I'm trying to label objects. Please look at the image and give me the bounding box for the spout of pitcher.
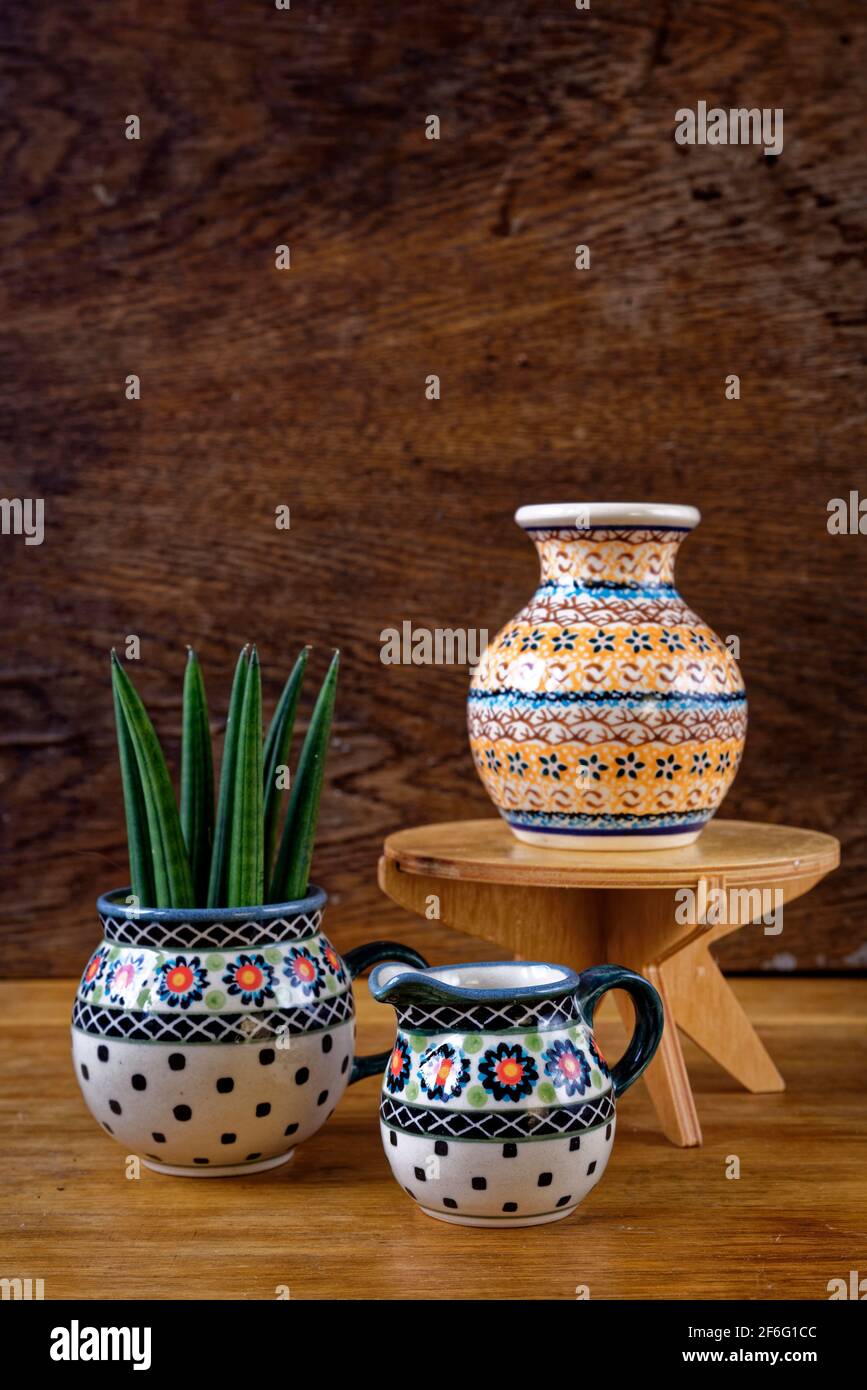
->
[368,960,428,1007]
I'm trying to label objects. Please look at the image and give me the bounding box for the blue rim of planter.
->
[96,884,327,923]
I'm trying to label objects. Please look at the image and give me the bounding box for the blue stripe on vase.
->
[504,810,712,833]
[536,580,680,598]
[468,688,746,708]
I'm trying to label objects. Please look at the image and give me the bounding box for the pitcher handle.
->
[344,941,429,1085]
[575,964,664,1098]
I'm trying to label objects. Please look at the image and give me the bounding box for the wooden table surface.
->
[2,975,865,1301]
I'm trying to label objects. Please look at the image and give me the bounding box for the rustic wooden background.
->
[2,0,865,977]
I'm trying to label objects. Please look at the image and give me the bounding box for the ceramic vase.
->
[72,886,425,1176]
[369,959,663,1228]
[468,502,747,849]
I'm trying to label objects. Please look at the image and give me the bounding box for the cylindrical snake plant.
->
[111,644,338,910]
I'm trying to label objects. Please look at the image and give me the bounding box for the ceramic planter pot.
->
[468,502,747,849]
[72,887,425,1176]
[369,959,663,1228]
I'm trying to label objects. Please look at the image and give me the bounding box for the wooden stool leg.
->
[604,889,704,1148]
[661,941,784,1093]
[612,964,702,1147]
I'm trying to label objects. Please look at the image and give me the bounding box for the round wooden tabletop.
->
[382,819,840,889]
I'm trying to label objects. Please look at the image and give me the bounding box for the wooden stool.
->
[378,819,839,1147]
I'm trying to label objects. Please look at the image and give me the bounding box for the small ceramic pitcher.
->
[72,886,425,1176]
[369,959,663,1227]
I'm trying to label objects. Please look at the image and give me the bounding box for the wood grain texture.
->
[382,818,840,887]
[1,1,866,974]
[1,976,865,1299]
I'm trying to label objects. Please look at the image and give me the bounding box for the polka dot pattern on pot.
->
[72,1018,354,1171]
[379,1117,616,1226]
[72,891,427,1175]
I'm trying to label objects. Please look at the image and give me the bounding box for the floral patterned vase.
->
[468,502,747,849]
[72,887,425,1176]
[369,959,663,1227]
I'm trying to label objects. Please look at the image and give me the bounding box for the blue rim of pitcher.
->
[368,959,582,1007]
[96,884,327,924]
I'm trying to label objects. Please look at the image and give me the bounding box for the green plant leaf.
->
[207,645,249,908]
[227,645,263,908]
[181,647,214,907]
[111,652,195,909]
[263,646,309,883]
[270,649,339,903]
[111,659,155,906]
